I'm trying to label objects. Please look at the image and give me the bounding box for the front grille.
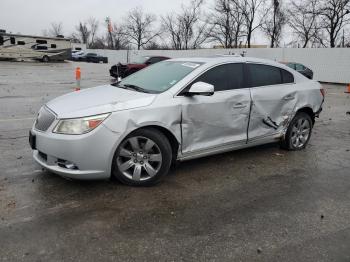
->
[35,107,56,131]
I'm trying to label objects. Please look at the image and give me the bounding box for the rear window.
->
[295,64,305,71]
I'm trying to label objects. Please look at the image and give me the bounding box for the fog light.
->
[57,159,78,170]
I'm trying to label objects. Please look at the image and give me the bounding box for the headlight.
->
[53,113,110,135]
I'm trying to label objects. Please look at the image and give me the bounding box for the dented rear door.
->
[246,63,297,140]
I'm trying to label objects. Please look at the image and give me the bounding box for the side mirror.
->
[186,82,214,96]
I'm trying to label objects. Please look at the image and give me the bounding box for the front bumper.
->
[31,123,121,180]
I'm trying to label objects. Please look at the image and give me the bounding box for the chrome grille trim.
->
[34,106,56,132]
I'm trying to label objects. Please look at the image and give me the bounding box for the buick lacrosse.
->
[30,56,324,186]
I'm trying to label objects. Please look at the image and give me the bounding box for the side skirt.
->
[178,133,282,162]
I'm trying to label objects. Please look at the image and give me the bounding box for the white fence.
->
[87,48,350,84]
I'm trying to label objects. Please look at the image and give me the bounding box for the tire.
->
[112,128,172,186]
[281,112,313,150]
[42,55,49,63]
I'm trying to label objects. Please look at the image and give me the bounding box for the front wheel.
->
[281,112,313,150]
[112,128,172,186]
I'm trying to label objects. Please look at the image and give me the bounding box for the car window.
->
[132,56,149,64]
[148,57,162,64]
[295,64,305,71]
[119,61,203,93]
[36,39,47,44]
[193,63,244,91]
[247,64,283,87]
[35,45,48,50]
[281,69,294,84]
[286,63,296,70]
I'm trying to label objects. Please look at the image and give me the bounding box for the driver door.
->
[178,63,251,154]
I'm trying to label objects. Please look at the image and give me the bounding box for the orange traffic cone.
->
[346,83,350,94]
[75,67,81,91]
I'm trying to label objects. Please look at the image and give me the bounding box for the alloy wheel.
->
[290,118,311,148]
[116,136,162,182]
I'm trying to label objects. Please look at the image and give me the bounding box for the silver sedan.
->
[30,56,324,186]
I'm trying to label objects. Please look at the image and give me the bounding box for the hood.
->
[46,85,156,118]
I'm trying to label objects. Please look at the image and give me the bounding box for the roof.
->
[169,55,283,67]
[0,32,70,41]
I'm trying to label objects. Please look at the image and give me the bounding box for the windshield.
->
[117,61,203,93]
[131,56,150,64]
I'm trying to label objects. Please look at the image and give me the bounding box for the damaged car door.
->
[179,63,251,154]
[246,63,297,140]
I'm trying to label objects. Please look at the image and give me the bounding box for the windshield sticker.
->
[181,62,200,68]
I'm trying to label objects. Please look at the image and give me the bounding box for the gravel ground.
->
[0,61,349,262]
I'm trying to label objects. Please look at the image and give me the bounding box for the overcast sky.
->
[0,0,190,35]
[0,0,272,45]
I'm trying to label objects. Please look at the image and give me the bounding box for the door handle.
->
[233,103,247,109]
[283,95,295,101]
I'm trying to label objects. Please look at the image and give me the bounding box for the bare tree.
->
[261,0,286,47]
[87,17,99,46]
[112,23,130,49]
[161,14,184,49]
[75,22,91,45]
[161,0,209,49]
[208,0,245,48]
[318,0,350,47]
[123,7,159,50]
[287,0,320,48]
[48,22,63,37]
[233,0,266,48]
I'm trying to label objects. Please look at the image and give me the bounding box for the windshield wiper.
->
[112,82,157,94]
[123,84,154,93]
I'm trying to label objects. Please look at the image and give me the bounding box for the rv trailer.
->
[0,31,71,62]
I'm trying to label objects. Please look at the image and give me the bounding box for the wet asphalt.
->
[0,61,349,262]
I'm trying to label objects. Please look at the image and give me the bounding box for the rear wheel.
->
[281,112,313,150]
[112,128,172,186]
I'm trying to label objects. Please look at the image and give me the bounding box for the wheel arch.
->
[131,125,180,162]
[110,124,180,176]
[296,107,315,125]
